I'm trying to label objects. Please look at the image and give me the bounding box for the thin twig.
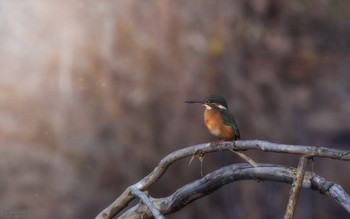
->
[188,153,205,176]
[230,149,257,167]
[283,155,309,219]
[130,186,165,219]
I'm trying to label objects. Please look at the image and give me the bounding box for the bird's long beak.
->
[184,100,204,104]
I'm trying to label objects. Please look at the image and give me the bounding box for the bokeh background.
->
[0,0,350,218]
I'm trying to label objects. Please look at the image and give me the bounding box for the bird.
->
[185,95,240,141]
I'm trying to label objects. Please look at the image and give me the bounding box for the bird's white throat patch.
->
[204,104,212,109]
[204,104,227,110]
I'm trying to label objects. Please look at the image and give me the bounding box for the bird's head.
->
[185,95,228,110]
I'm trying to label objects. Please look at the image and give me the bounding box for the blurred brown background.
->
[0,0,350,218]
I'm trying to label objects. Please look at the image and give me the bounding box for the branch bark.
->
[95,140,350,219]
[118,163,350,219]
[129,186,165,219]
[283,155,309,219]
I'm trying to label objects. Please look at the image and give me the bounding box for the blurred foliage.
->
[0,0,349,218]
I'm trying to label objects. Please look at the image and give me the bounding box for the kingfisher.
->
[185,95,240,141]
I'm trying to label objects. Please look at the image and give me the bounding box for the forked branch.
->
[119,164,350,219]
[129,186,165,219]
[96,140,350,219]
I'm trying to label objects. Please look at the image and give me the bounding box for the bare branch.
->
[234,140,350,160]
[96,141,350,219]
[284,156,309,219]
[130,186,165,219]
[118,163,350,219]
[329,184,350,212]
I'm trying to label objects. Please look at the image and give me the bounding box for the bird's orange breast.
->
[204,109,235,140]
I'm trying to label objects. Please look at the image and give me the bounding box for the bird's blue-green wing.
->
[221,110,240,139]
